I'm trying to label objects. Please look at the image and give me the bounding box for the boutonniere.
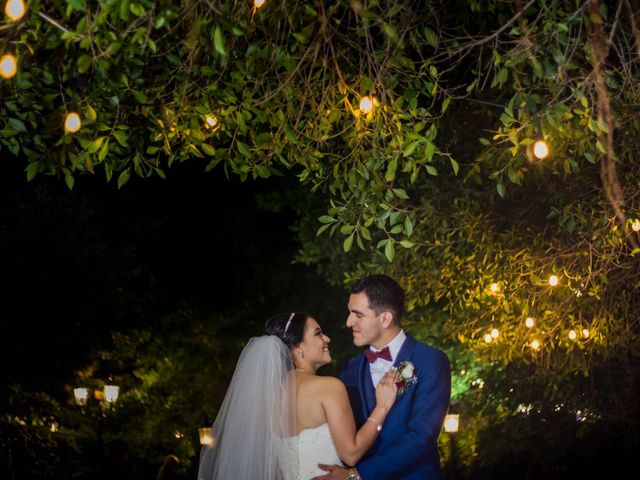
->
[394,360,417,395]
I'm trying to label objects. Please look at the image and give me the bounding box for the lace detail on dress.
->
[278,423,342,480]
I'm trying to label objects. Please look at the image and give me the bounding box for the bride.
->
[197,312,398,480]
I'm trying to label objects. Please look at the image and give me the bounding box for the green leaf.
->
[214,26,227,56]
[403,141,420,158]
[201,144,215,156]
[8,118,27,133]
[343,233,354,253]
[77,54,92,73]
[87,137,104,154]
[316,223,331,236]
[118,168,131,189]
[25,162,39,181]
[424,27,438,47]
[404,216,414,236]
[318,215,335,224]
[385,240,395,262]
[98,140,109,161]
[425,165,438,176]
[399,240,415,248]
[237,141,252,157]
[385,158,398,182]
[450,158,459,175]
[86,105,97,122]
[65,172,75,189]
[497,180,506,198]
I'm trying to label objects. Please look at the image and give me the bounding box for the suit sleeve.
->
[355,350,451,480]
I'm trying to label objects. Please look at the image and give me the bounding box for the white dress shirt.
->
[369,329,406,386]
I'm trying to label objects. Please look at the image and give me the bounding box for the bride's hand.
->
[375,368,398,411]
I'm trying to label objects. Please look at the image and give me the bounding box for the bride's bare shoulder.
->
[304,375,346,394]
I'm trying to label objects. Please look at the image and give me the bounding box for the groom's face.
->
[347,292,384,349]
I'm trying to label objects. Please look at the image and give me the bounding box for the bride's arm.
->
[321,370,397,466]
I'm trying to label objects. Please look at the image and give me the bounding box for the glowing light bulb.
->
[531,339,540,349]
[490,283,499,293]
[491,328,499,338]
[631,219,640,232]
[5,0,26,21]
[533,139,549,159]
[582,328,589,338]
[568,330,577,340]
[525,317,535,328]
[549,275,559,286]
[205,115,218,128]
[254,0,266,8]
[64,112,82,133]
[359,96,374,114]
[484,334,492,343]
[0,54,17,79]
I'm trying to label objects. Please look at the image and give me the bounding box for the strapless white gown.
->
[279,423,342,480]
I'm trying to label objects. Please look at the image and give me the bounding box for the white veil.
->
[197,335,297,480]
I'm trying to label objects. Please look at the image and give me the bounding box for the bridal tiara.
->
[284,313,295,334]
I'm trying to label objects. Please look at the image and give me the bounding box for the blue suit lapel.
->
[393,334,417,367]
[357,353,376,415]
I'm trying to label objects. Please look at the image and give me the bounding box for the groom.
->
[313,275,451,480]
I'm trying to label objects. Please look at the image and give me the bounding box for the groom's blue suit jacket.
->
[340,335,451,480]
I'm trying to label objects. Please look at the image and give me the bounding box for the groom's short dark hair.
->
[351,275,405,324]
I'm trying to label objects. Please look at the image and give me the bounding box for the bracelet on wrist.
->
[367,416,382,432]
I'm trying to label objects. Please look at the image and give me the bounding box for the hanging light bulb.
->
[568,330,577,340]
[483,333,492,343]
[530,339,540,350]
[489,283,499,294]
[359,96,374,114]
[631,219,640,232]
[582,328,589,338]
[205,115,218,128]
[491,328,499,338]
[254,0,266,8]
[533,139,550,159]
[549,275,559,286]
[4,0,26,22]
[525,317,535,328]
[0,54,17,79]
[65,112,82,133]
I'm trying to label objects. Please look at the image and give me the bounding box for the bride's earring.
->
[298,349,304,359]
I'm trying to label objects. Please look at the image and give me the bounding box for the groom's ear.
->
[381,311,393,328]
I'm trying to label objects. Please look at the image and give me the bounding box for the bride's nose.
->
[324,335,331,344]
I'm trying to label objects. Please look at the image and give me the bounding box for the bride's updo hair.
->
[265,312,309,347]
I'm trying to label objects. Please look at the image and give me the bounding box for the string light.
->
[0,54,17,79]
[631,219,640,232]
[4,0,26,22]
[254,0,266,8]
[359,96,375,114]
[489,282,499,293]
[205,115,218,128]
[491,328,499,338]
[568,330,577,340]
[549,275,559,286]
[582,328,589,338]
[525,317,535,328]
[530,339,540,349]
[484,333,492,343]
[64,112,82,133]
[533,139,550,159]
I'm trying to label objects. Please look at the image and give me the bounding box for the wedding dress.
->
[279,423,343,480]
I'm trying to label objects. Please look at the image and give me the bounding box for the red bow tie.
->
[364,346,392,363]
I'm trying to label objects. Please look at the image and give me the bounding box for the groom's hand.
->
[310,464,349,480]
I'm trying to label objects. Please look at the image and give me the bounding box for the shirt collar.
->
[370,329,406,361]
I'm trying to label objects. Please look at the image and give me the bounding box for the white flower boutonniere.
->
[394,360,417,395]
